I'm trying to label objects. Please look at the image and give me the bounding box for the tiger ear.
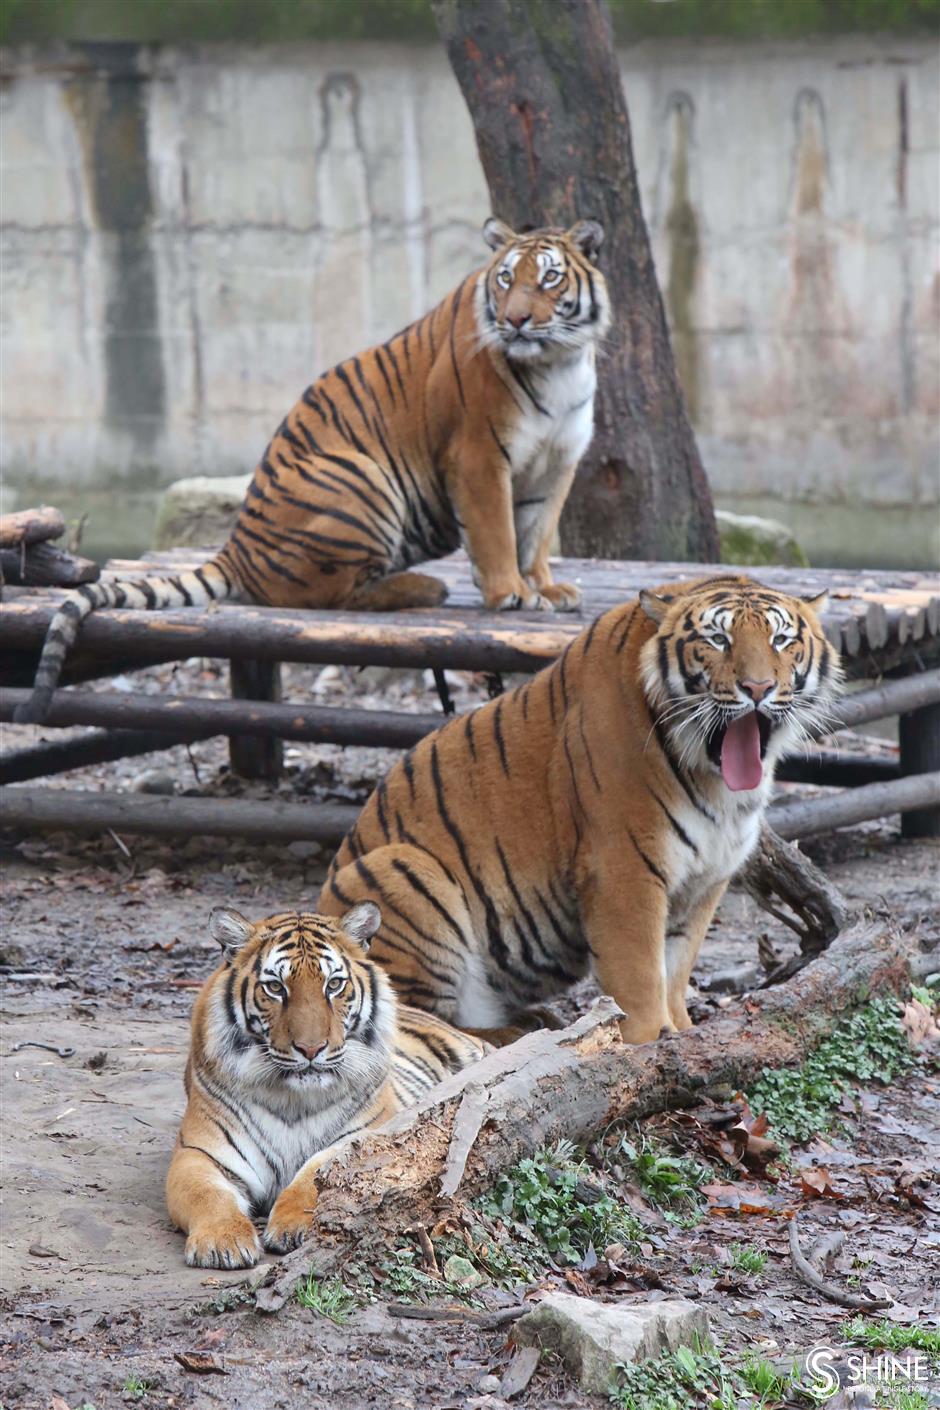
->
[483,217,516,251]
[639,589,672,624]
[340,902,382,952]
[800,590,828,615]
[209,907,254,961]
[567,219,604,262]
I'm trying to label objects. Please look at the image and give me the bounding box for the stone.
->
[131,768,177,796]
[476,1374,501,1394]
[442,1253,487,1289]
[512,1292,709,1396]
[716,510,810,569]
[153,476,251,551]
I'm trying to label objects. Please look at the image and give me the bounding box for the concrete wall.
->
[1,36,938,562]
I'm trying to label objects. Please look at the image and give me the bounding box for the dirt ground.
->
[1,663,938,1409]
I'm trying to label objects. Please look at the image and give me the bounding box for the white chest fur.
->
[663,782,769,929]
[505,351,597,493]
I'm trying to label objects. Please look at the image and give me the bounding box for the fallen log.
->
[770,771,940,840]
[254,917,930,1312]
[0,542,100,587]
[0,506,65,549]
[0,688,443,751]
[0,728,214,786]
[2,776,935,848]
[0,785,359,845]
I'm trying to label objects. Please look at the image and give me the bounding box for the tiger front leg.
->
[263,1135,361,1253]
[448,452,554,612]
[582,873,673,1044]
[517,463,583,612]
[165,1143,261,1269]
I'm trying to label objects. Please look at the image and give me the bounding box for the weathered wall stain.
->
[663,92,700,427]
[64,43,165,450]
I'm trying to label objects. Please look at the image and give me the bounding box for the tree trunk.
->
[432,0,718,562]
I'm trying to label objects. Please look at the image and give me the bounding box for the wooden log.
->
[253,917,927,1312]
[776,752,899,787]
[0,729,210,786]
[0,786,359,844]
[229,659,283,783]
[829,668,940,730]
[0,688,442,750]
[0,506,65,549]
[899,700,940,839]
[0,542,100,587]
[769,771,940,840]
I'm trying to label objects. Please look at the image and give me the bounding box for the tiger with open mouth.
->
[318,575,841,1045]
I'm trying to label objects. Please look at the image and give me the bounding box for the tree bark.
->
[431,0,718,562]
[0,506,65,549]
[254,917,929,1312]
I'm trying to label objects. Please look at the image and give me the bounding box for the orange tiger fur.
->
[318,576,841,1044]
[18,217,609,723]
[165,903,484,1268]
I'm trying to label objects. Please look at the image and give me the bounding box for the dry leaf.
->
[174,1349,229,1375]
[799,1166,844,1200]
[902,997,940,1048]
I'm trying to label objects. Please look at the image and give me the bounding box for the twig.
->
[788,1217,891,1311]
[414,1224,440,1277]
[806,1229,845,1270]
[386,1302,528,1328]
[108,828,131,860]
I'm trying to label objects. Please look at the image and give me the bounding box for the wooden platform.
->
[1,549,938,839]
[2,548,939,685]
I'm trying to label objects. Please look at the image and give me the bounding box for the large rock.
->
[512,1291,708,1396]
[716,509,809,568]
[153,475,251,550]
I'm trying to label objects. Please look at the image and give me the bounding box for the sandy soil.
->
[1,664,938,1409]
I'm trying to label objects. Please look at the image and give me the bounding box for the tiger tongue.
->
[720,712,763,791]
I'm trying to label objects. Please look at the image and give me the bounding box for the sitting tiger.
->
[17,216,610,723]
[165,903,484,1268]
[318,576,841,1045]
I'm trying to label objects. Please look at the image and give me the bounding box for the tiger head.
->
[478,217,611,362]
[206,902,392,1091]
[638,577,841,793]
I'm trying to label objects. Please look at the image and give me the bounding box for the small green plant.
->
[876,1390,930,1410]
[481,1140,643,1266]
[122,1378,151,1402]
[729,1243,767,1275]
[841,1317,940,1359]
[612,1133,709,1224]
[609,1337,792,1409]
[295,1274,358,1323]
[748,996,915,1142]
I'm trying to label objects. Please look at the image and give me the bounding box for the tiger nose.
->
[294,1040,327,1062]
[740,678,775,702]
[507,312,530,329]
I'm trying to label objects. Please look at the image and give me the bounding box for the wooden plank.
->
[0,729,209,786]
[899,700,940,839]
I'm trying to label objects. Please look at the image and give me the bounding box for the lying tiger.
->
[18,217,610,723]
[165,903,484,1268]
[319,576,841,1045]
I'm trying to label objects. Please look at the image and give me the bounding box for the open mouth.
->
[706,711,774,792]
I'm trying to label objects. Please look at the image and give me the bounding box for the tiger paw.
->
[184,1215,260,1270]
[262,1187,317,1254]
[534,580,582,612]
[487,583,553,612]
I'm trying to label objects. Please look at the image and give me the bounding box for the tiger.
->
[16,216,610,723]
[165,902,485,1269]
[317,576,841,1046]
